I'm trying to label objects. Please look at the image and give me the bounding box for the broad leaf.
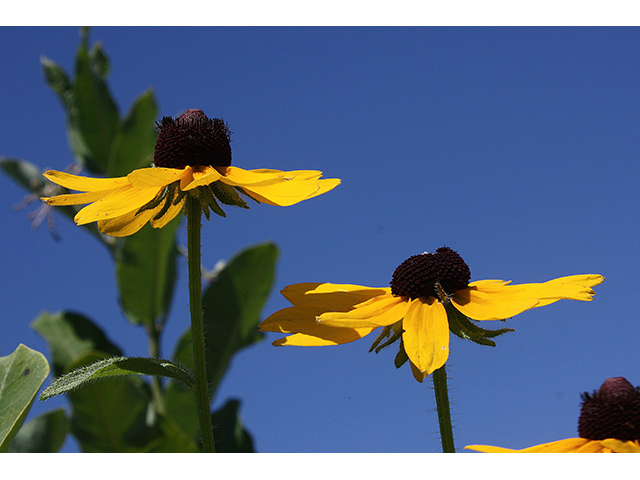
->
[0,157,46,192]
[9,408,69,453]
[40,356,195,401]
[108,89,158,177]
[210,399,255,452]
[115,214,181,327]
[0,344,50,452]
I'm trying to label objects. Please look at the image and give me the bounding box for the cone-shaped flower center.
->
[153,108,232,169]
[578,377,640,441]
[390,247,471,299]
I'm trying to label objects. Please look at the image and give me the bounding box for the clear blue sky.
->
[1,26,638,453]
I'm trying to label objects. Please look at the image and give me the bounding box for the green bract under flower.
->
[41,109,340,236]
[259,247,604,382]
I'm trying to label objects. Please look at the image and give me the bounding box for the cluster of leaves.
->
[0,28,277,452]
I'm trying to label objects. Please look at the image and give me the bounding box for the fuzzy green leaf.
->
[0,344,50,453]
[210,399,255,452]
[446,303,514,347]
[40,356,195,401]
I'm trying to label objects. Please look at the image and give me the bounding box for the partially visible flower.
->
[41,109,340,236]
[466,377,640,453]
[259,246,604,382]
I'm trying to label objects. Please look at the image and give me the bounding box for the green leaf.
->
[40,356,195,401]
[115,214,181,327]
[163,242,278,438]
[0,344,50,453]
[70,31,120,175]
[9,408,69,453]
[108,89,158,177]
[31,311,122,377]
[210,399,255,452]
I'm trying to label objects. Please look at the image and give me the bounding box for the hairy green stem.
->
[432,365,455,453]
[187,196,215,453]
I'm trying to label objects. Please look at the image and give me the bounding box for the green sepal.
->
[209,181,249,208]
[40,356,195,401]
[369,324,403,354]
[394,340,409,369]
[197,185,226,219]
[445,302,514,347]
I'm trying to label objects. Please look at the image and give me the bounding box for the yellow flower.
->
[41,109,340,237]
[259,247,604,382]
[466,377,640,453]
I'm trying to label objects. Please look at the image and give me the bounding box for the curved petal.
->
[465,438,592,453]
[238,177,339,206]
[43,170,128,192]
[73,184,161,225]
[451,282,540,320]
[97,209,155,237]
[402,297,449,377]
[600,439,640,453]
[260,305,377,346]
[218,166,303,186]
[42,190,111,206]
[180,166,223,191]
[282,283,389,310]
[453,274,604,321]
[149,198,185,229]
[317,293,409,328]
[127,167,187,188]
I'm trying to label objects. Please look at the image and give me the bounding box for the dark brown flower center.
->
[153,109,231,169]
[578,377,640,441]
[390,247,471,300]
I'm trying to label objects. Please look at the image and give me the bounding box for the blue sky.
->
[1,26,639,453]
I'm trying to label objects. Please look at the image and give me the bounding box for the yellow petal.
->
[402,297,449,377]
[42,190,110,206]
[180,166,223,191]
[97,209,155,237]
[451,282,540,320]
[260,305,376,346]
[465,438,592,453]
[149,198,185,229]
[43,170,129,192]
[317,293,409,328]
[282,283,389,310]
[218,166,302,186]
[127,167,187,188]
[599,439,640,453]
[73,184,160,225]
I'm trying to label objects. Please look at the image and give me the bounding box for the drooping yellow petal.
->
[73,184,161,225]
[402,297,449,377]
[97,209,156,237]
[149,198,185,229]
[180,166,223,191]
[452,274,604,321]
[42,190,112,206]
[127,167,187,188]
[281,283,389,310]
[43,170,129,192]
[317,293,409,328]
[465,438,594,453]
[451,281,543,321]
[218,166,303,186]
[260,305,377,346]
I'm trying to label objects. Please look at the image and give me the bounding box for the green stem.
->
[186,195,216,453]
[432,365,455,453]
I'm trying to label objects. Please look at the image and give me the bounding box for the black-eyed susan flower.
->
[259,247,604,382]
[466,377,640,453]
[41,109,340,236]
